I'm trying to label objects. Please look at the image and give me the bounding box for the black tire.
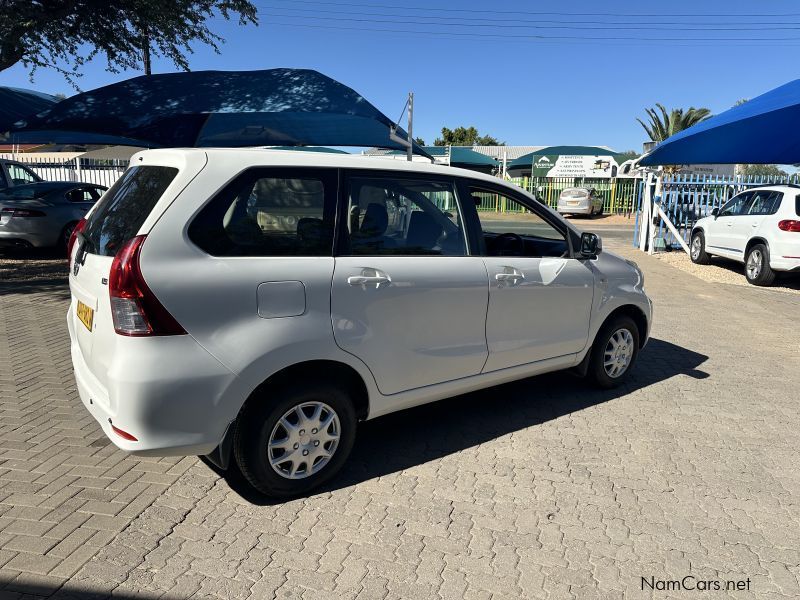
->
[690,231,711,265]
[744,243,776,286]
[587,315,640,389]
[233,378,357,497]
[61,221,78,252]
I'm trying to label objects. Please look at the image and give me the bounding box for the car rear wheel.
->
[587,316,640,389]
[744,243,776,286]
[233,378,357,497]
[690,231,711,264]
[61,221,79,252]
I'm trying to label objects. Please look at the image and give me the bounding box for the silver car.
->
[557,187,604,216]
[0,181,106,250]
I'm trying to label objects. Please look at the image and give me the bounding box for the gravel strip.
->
[654,249,800,295]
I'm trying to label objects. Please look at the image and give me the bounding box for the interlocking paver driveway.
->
[1,238,799,599]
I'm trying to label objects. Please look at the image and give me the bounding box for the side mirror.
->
[580,232,602,258]
[711,207,719,218]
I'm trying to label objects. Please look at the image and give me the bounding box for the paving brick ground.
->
[1,238,799,599]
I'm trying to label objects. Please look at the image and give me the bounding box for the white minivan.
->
[68,149,652,497]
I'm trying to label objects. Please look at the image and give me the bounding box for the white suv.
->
[690,185,800,285]
[68,149,652,497]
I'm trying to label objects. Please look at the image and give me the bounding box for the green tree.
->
[636,104,712,142]
[433,126,503,146]
[738,164,788,178]
[414,136,426,146]
[0,1,258,82]
[616,150,639,162]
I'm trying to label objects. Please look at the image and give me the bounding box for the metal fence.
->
[0,154,127,188]
[509,176,642,214]
[632,173,799,249]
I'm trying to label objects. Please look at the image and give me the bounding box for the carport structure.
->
[638,79,800,254]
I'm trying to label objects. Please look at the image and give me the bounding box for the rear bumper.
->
[557,203,592,215]
[0,230,52,248]
[68,308,241,457]
[769,253,800,272]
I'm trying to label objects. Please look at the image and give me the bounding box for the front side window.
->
[343,176,466,256]
[189,169,334,257]
[719,192,751,216]
[746,190,782,215]
[7,163,39,185]
[472,186,569,258]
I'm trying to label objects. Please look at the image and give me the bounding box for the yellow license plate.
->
[568,200,581,205]
[76,300,94,332]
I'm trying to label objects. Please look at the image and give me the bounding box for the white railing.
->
[0,154,127,188]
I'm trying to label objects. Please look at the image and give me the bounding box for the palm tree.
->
[637,104,712,142]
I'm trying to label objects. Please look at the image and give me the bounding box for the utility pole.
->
[406,92,414,162]
[142,26,151,75]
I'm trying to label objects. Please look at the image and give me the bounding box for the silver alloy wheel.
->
[268,401,341,480]
[746,249,763,280]
[603,328,635,378]
[691,236,702,260]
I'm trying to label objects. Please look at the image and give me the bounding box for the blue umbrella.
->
[10,68,429,157]
[640,79,800,166]
[0,87,58,134]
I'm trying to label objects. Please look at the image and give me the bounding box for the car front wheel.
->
[587,316,640,389]
[745,243,776,286]
[233,379,357,497]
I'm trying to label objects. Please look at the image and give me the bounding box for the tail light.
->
[778,220,800,232]
[1,207,46,217]
[67,217,87,262]
[108,235,186,336]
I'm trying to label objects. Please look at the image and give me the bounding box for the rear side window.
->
[796,194,800,216]
[189,168,335,257]
[83,166,177,256]
[746,191,782,215]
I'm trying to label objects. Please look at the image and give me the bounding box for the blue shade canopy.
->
[640,79,800,166]
[10,69,429,157]
[0,87,58,133]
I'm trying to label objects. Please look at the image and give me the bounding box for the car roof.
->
[1,181,100,192]
[133,147,504,185]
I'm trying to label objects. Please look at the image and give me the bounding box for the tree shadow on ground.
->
[209,337,709,505]
[0,248,69,299]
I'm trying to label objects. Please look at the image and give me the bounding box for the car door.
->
[730,190,782,255]
[330,171,489,396]
[468,182,595,372]
[705,191,751,258]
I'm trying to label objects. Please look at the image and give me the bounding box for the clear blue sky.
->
[3,0,800,152]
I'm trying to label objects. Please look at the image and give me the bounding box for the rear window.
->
[83,166,177,256]
[561,188,588,198]
[188,168,335,257]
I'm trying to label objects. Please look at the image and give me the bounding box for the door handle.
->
[347,268,391,287]
[495,267,525,284]
[348,275,390,286]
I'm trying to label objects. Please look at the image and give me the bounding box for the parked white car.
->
[68,149,652,497]
[690,185,800,285]
[557,187,604,216]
